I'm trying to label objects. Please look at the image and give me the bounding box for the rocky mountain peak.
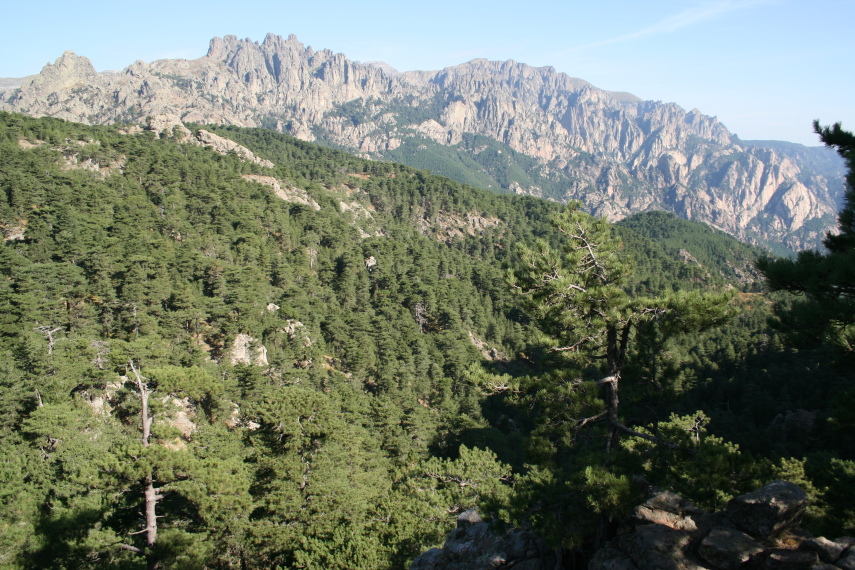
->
[363,61,399,77]
[33,51,98,91]
[0,33,844,251]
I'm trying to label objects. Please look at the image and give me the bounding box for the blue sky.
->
[1,0,852,145]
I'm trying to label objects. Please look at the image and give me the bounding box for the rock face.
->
[144,112,275,168]
[590,481,855,570]
[414,483,855,569]
[1,34,844,251]
[229,333,268,366]
[724,480,808,539]
[409,510,557,569]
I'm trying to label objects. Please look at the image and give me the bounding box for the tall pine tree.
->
[758,121,855,352]
[507,202,732,452]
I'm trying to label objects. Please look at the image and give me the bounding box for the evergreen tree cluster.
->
[0,112,852,568]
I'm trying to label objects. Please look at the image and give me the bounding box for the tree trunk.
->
[604,326,621,454]
[144,474,158,570]
[130,361,160,570]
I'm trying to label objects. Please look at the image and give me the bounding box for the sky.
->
[1,0,852,146]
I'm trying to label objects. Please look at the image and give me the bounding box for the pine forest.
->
[0,111,853,569]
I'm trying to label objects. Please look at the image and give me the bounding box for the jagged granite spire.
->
[0,34,843,251]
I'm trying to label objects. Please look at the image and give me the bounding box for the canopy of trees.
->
[0,112,852,568]
[758,121,855,352]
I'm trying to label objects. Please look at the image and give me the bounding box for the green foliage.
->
[1,111,853,567]
[506,203,732,440]
[758,121,855,353]
[616,210,766,292]
[501,204,738,549]
[623,412,767,510]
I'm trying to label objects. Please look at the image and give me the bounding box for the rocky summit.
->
[0,33,844,251]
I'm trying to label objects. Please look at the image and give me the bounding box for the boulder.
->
[725,480,808,538]
[798,536,849,564]
[616,524,702,570]
[754,547,818,569]
[411,482,855,570]
[697,527,764,569]
[634,490,707,535]
[409,510,556,569]
[587,546,639,569]
[589,483,814,570]
[837,550,855,570]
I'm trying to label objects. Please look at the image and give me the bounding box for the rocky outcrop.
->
[1,34,844,251]
[229,333,268,366]
[418,211,503,242]
[195,129,274,168]
[410,510,557,569]
[242,174,320,209]
[591,481,855,570]
[413,483,855,569]
[724,480,808,539]
[1,219,26,242]
[144,113,275,167]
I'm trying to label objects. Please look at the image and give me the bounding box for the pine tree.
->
[508,202,731,452]
[757,121,855,352]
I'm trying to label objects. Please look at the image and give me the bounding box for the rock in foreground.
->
[413,482,855,569]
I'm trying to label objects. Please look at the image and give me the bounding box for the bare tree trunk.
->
[413,302,428,333]
[34,325,63,354]
[143,475,158,570]
[603,326,621,454]
[604,378,621,455]
[129,361,159,570]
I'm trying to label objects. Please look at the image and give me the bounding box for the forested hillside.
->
[0,112,852,569]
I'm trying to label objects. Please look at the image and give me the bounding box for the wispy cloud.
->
[566,0,772,52]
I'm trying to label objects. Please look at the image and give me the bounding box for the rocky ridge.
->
[0,34,844,251]
[412,481,855,569]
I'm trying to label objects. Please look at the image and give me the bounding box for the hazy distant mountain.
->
[0,33,843,252]
[0,76,32,90]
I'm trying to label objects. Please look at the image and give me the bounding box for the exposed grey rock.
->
[634,490,705,534]
[145,113,192,139]
[142,113,275,171]
[697,527,764,569]
[0,76,32,90]
[755,547,818,569]
[229,333,268,366]
[1,34,844,252]
[409,510,556,569]
[586,483,817,569]
[458,509,483,526]
[616,524,702,570]
[411,547,445,569]
[725,480,808,538]
[632,490,729,544]
[241,174,320,209]
[412,482,835,570]
[837,550,855,570]
[196,129,274,168]
[799,537,848,563]
[1,221,25,242]
[363,61,400,77]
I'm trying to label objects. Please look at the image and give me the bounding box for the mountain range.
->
[0,33,844,252]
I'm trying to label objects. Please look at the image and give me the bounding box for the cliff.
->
[1,34,843,251]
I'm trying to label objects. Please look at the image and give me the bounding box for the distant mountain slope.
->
[0,34,844,251]
[0,77,31,90]
[616,210,766,286]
